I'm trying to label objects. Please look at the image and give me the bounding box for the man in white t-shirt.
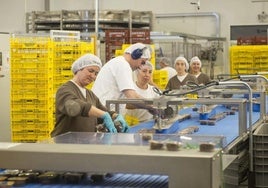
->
[92,43,153,112]
[159,57,177,80]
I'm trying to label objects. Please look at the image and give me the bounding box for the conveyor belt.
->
[130,104,261,147]
[1,172,168,188]
[99,173,168,187]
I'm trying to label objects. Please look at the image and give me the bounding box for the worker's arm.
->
[63,99,117,132]
[123,89,143,109]
[123,89,158,115]
[122,89,142,99]
[88,105,106,118]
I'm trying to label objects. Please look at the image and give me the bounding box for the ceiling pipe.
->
[252,0,268,2]
[155,12,221,37]
[44,0,50,11]
[95,0,99,35]
[94,0,100,56]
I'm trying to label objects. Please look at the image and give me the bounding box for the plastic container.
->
[253,103,260,112]
[199,113,209,120]
[253,123,268,188]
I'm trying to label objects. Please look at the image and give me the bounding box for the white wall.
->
[50,0,94,10]
[0,0,44,33]
[0,34,10,142]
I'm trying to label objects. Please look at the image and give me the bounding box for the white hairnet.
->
[174,56,189,71]
[71,54,102,74]
[190,56,202,67]
[124,43,151,59]
[159,57,171,66]
[140,61,153,70]
[135,61,153,76]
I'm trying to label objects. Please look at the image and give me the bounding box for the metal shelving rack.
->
[26,10,153,41]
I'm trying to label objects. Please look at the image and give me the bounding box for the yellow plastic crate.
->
[12,130,51,143]
[86,82,94,89]
[11,99,53,110]
[11,112,53,121]
[12,125,53,133]
[230,45,268,78]
[153,69,168,89]
[124,114,140,126]
[157,84,167,90]
[153,70,168,77]
[115,49,123,56]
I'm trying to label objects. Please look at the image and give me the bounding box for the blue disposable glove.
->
[115,114,130,133]
[101,112,117,133]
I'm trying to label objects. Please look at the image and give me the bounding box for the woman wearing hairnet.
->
[189,56,211,85]
[159,57,177,80]
[50,53,129,137]
[165,56,198,90]
[124,61,160,125]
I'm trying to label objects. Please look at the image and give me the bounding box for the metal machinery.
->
[0,133,223,188]
[150,31,227,87]
[105,75,268,188]
[0,75,267,187]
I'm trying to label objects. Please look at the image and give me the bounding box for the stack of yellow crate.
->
[153,69,168,90]
[50,41,94,91]
[10,36,54,142]
[230,45,268,77]
[10,34,95,142]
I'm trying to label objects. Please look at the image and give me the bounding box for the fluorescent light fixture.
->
[252,0,268,2]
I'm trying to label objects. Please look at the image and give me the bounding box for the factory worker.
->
[50,53,129,137]
[92,43,157,114]
[124,61,160,125]
[159,57,177,80]
[189,56,211,85]
[165,56,198,90]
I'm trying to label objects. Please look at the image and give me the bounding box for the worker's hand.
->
[148,106,159,116]
[115,114,130,133]
[101,112,117,133]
